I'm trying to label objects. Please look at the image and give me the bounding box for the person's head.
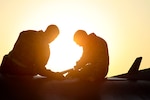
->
[74,30,88,46]
[44,24,59,43]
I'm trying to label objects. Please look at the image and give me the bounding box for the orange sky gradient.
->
[1,0,150,77]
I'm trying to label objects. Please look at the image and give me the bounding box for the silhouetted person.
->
[0,24,64,79]
[66,30,109,81]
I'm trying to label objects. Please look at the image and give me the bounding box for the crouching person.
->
[0,25,64,80]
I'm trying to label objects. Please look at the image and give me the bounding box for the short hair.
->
[74,30,87,42]
[45,24,59,34]
[44,24,59,43]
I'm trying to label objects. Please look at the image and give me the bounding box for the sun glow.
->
[45,18,85,72]
[46,35,82,72]
[8,0,99,73]
[0,0,112,74]
[1,0,150,77]
[43,6,96,72]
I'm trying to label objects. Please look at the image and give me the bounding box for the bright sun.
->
[45,18,84,72]
[44,16,95,72]
[32,1,97,73]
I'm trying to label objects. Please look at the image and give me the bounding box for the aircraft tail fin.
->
[111,57,142,78]
[127,57,142,75]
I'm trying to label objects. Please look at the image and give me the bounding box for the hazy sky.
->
[0,0,150,77]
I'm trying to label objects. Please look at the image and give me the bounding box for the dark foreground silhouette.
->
[0,25,64,80]
[0,26,110,100]
[0,27,109,81]
[0,57,150,100]
[66,30,109,81]
[0,26,150,99]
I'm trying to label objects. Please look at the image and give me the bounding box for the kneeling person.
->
[66,30,109,81]
[0,25,64,80]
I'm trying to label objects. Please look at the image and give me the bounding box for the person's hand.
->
[74,61,84,70]
[74,65,81,70]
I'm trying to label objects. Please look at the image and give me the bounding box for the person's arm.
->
[37,67,64,79]
[74,51,89,70]
[37,67,54,77]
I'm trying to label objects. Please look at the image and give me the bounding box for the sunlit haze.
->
[1,0,150,77]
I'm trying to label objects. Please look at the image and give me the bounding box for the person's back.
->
[7,30,50,75]
[85,33,109,79]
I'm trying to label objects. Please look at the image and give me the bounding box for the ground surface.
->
[0,75,150,100]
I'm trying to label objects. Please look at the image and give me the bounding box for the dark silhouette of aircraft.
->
[109,57,142,79]
[100,57,150,100]
[0,57,150,100]
[110,57,150,81]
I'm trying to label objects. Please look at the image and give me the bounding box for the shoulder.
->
[89,33,107,44]
[88,33,104,40]
[19,30,44,38]
[20,30,37,34]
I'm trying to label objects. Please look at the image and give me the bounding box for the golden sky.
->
[0,0,150,77]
